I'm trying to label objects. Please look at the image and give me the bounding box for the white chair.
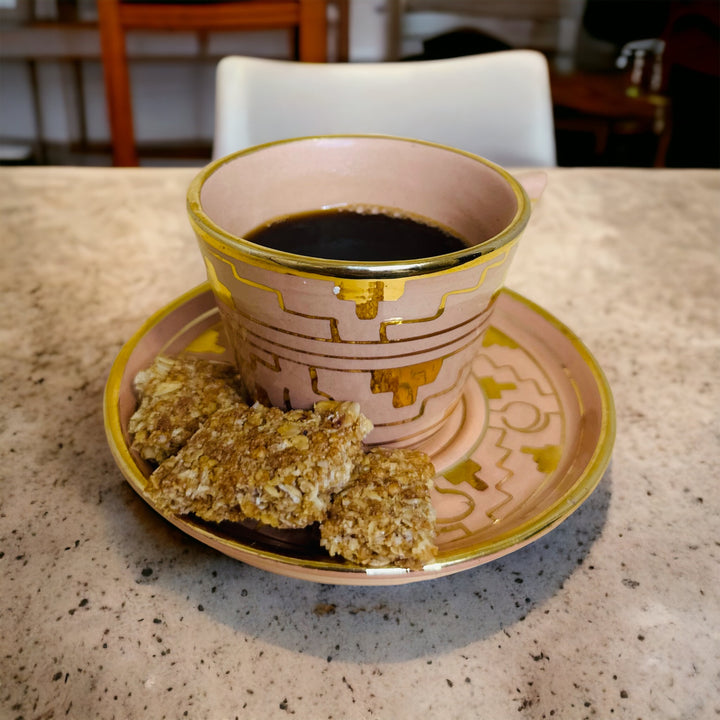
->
[213,50,557,166]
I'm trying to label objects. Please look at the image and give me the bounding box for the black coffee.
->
[244,208,468,262]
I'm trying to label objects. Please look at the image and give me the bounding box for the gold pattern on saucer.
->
[443,458,488,491]
[434,486,476,529]
[104,284,615,585]
[478,376,517,399]
[434,328,567,540]
[183,324,227,355]
[482,325,519,349]
[522,444,562,473]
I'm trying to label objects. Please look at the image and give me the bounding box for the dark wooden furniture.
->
[550,68,671,166]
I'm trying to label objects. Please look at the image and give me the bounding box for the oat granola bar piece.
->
[320,447,438,569]
[147,400,373,529]
[129,354,245,463]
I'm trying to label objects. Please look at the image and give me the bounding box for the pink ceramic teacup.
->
[187,135,531,446]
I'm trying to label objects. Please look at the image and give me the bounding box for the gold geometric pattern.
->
[248,351,282,373]
[378,249,511,342]
[370,357,444,407]
[477,375,517,399]
[206,249,341,341]
[482,325,519,349]
[204,257,234,308]
[443,459,488,491]
[182,324,226,355]
[434,327,565,541]
[204,245,511,344]
[309,367,334,400]
[107,283,615,582]
[197,240,514,445]
[335,278,406,319]
[521,444,562,474]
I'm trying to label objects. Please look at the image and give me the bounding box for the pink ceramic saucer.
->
[104,283,615,586]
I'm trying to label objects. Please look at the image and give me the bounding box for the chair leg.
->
[298,0,328,62]
[98,0,331,164]
[333,0,349,62]
[98,0,139,166]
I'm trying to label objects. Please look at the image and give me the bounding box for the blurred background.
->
[1,0,718,167]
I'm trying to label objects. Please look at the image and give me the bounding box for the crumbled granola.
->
[128,356,439,569]
[128,354,245,463]
[320,447,438,569]
[147,401,373,529]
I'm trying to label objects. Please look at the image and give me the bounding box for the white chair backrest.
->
[213,50,557,166]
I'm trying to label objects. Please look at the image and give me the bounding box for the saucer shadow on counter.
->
[110,464,611,663]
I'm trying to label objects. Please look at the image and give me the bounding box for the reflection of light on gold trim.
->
[379,250,508,341]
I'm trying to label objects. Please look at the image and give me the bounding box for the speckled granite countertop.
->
[1,166,718,720]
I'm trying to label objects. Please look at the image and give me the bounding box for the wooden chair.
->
[98,0,331,166]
